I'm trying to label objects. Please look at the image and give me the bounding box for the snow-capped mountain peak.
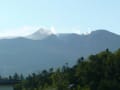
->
[26,28,55,40]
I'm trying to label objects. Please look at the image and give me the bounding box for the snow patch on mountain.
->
[26,28,56,40]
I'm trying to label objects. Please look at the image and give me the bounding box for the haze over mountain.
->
[26,28,55,40]
[0,29,120,76]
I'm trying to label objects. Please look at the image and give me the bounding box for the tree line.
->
[1,48,120,90]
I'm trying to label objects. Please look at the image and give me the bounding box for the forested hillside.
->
[1,48,120,90]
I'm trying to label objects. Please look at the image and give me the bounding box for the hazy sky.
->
[0,0,120,36]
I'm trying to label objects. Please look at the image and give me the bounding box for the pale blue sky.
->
[0,0,120,36]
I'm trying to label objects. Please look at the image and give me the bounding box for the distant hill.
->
[0,29,120,75]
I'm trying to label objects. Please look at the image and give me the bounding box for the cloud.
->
[70,26,92,35]
[0,26,39,38]
[0,25,92,38]
[50,26,57,34]
[0,26,57,38]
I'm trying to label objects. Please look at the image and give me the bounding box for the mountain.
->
[0,29,120,76]
[26,28,55,40]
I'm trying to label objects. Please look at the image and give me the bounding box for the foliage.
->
[2,49,120,90]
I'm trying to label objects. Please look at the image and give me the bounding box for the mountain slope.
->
[0,29,120,75]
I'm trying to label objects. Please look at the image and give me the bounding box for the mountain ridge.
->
[0,29,120,75]
[25,29,120,40]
